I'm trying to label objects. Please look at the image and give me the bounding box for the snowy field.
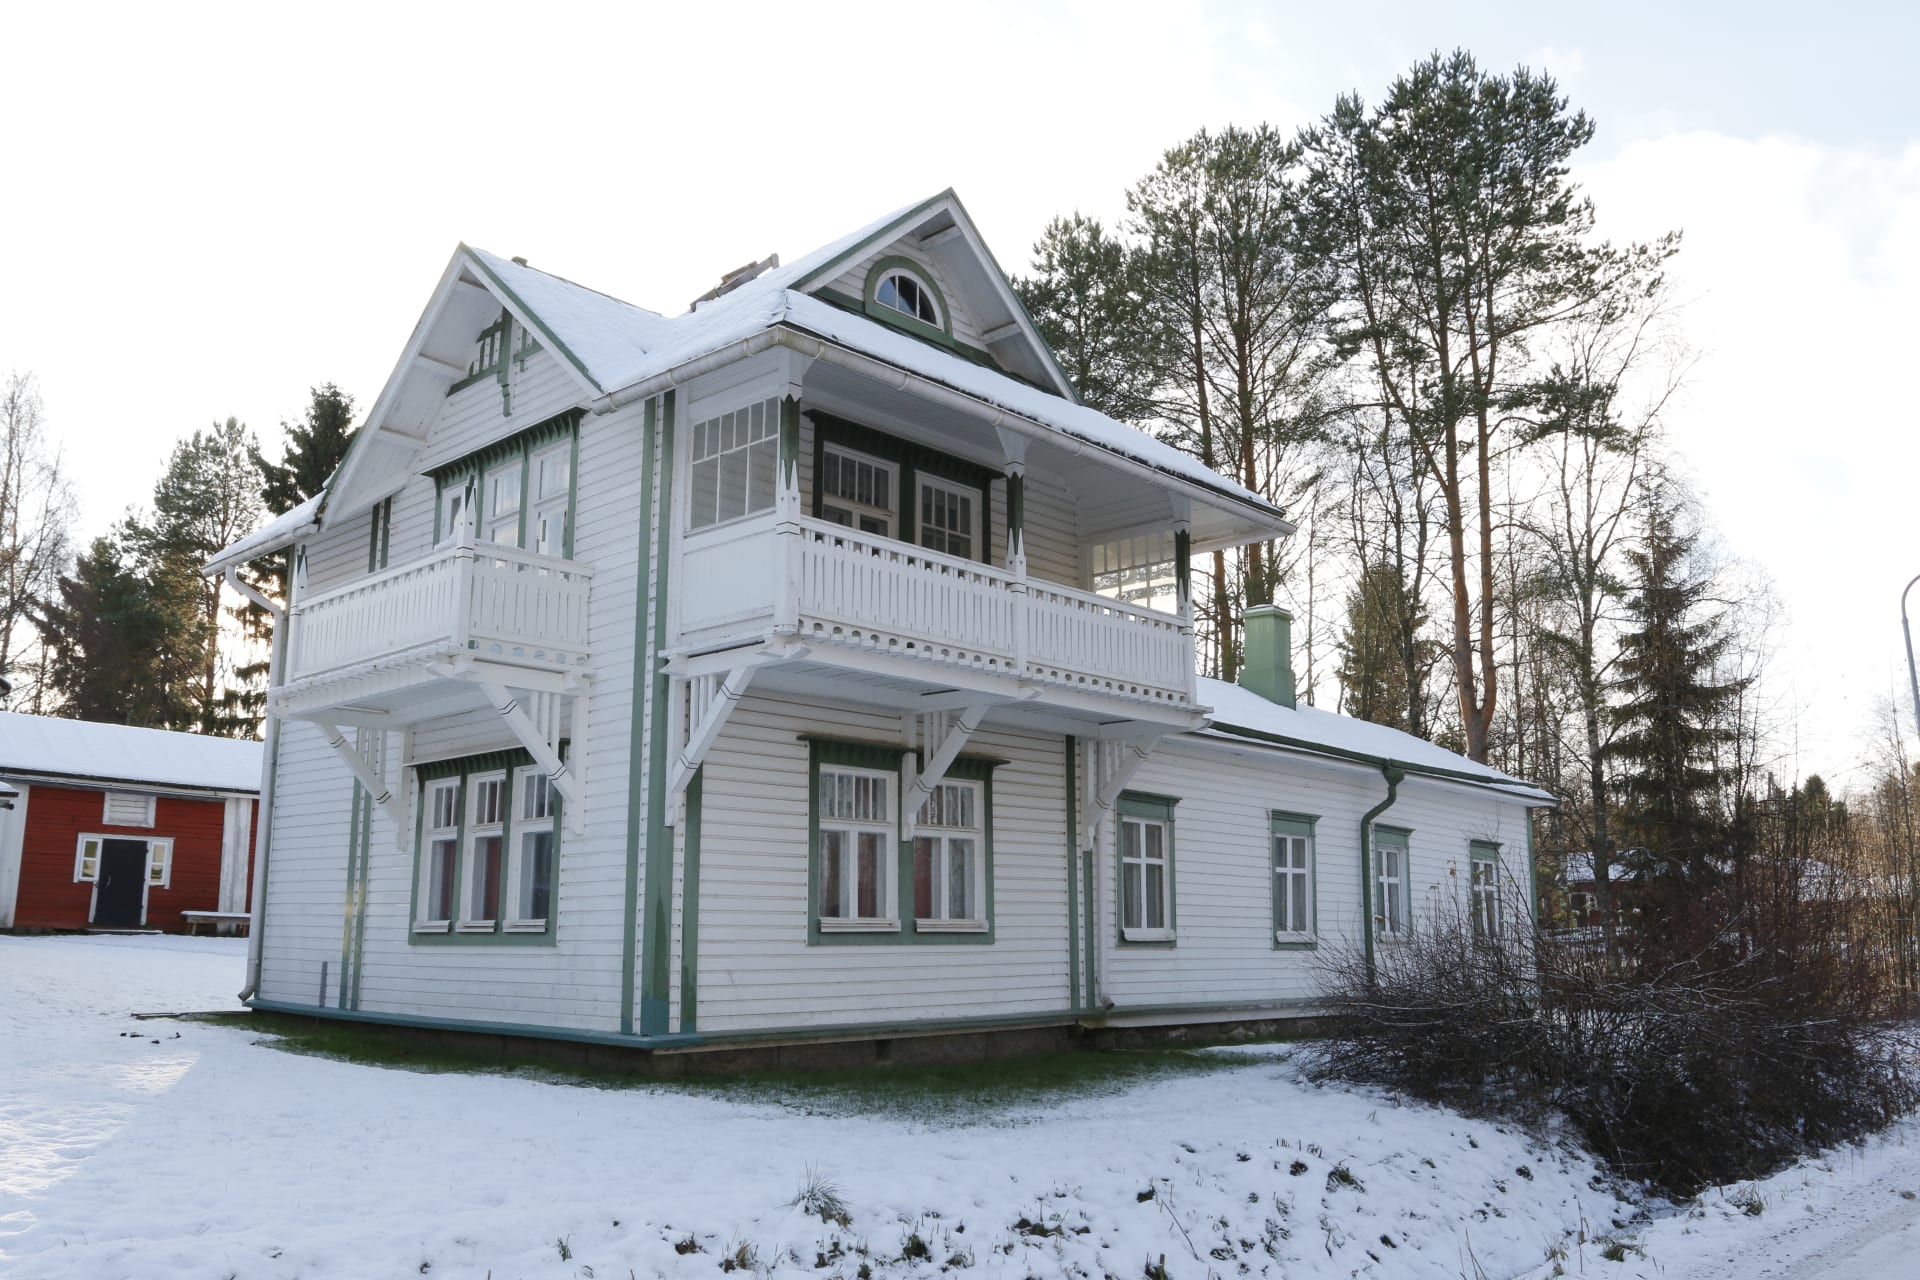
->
[0,934,1915,1279]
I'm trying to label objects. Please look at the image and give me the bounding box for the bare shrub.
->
[1313,901,1917,1194]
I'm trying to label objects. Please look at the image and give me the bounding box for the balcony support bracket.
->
[665,661,760,827]
[903,702,992,815]
[475,678,588,836]
[1078,733,1165,846]
[317,720,409,845]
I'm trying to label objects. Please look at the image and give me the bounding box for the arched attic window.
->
[864,258,950,339]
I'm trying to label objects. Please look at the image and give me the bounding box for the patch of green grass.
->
[219,1010,1264,1121]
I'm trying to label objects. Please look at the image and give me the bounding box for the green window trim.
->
[366,497,392,573]
[863,255,954,345]
[1372,823,1414,943]
[805,738,999,946]
[1269,810,1319,950]
[1115,791,1178,947]
[406,746,561,948]
[447,308,544,413]
[1469,839,1502,943]
[430,407,583,556]
[808,410,996,565]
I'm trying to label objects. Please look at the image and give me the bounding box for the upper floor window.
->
[689,398,779,531]
[820,445,896,537]
[432,410,581,556]
[874,270,940,327]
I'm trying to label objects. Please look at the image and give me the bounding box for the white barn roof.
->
[0,713,263,794]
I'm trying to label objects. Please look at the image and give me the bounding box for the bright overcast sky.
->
[3,1,1915,782]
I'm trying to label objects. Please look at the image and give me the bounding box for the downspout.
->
[226,565,287,1002]
[1359,764,1405,988]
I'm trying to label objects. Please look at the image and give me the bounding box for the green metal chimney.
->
[1240,604,1296,708]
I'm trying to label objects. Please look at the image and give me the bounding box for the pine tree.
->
[36,529,202,727]
[1013,216,1158,424]
[130,417,264,736]
[1606,494,1748,887]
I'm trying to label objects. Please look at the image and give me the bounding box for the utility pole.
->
[1903,575,1920,745]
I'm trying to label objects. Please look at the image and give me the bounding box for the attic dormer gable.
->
[790,193,1077,403]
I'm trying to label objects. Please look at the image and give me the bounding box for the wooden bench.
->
[180,910,252,937]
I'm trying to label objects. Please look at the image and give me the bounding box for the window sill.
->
[504,920,549,934]
[914,918,988,934]
[412,921,452,934]
[1274,933,1317,948]
[456,921,498,933]
[819,918,900,933]
[1120,928,1175,945]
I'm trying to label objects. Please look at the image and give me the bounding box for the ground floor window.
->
[1271,812,1316,945]
[1374,826,1412,938]
[411,748,558,944]
[73,834,173,886]
[1470,841,1500,941]
[1117,793,1177,944]
[808,739,997,944]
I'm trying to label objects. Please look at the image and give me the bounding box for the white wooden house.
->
[206,191,1551,1056]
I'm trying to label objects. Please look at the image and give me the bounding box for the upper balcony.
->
[679,512,1196,721]
[271,538,593,724]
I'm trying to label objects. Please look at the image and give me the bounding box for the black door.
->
[93,840,148,928]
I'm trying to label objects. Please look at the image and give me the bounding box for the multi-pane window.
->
[1470,843,1500,942]
[75,836,101,882]
[528,440,572,557]
[1090,533,1181,614]
[438,478,473,545]
[1375,828,1410,938]
[874,270,941,327]
[463,773,506,927]
[918,476,974,560]
[420,779,461,926]
[485,468,522,546]
[146,840,171,886]
[1271,814,1315,943]
[510,768,557,929]
[1118,796,1176,942]
[71,835,170,884]
[819,445,896,537]
[817,766,896,927]
[689,398,778,530]
[913,780,982,927]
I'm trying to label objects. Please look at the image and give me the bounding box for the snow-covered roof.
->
[202,493,323,574]
[1195,678,1555,802]
[0,713,263,794]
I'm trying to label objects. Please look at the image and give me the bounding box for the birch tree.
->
[0,371,76,710]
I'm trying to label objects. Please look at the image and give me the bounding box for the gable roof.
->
[0,713,263,794]
[1194,677,1555,803]
[255,191,1290,544]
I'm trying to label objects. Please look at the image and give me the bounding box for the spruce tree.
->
[1606,494,1748,888]
[252,383,355,517]
[36,528,202,727]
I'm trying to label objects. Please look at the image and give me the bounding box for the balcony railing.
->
[779,516,1193,707]
[287,541,592,684]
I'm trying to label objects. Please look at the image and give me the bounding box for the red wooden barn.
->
[0,713,261,932]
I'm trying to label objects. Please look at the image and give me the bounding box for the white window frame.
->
[415,777,461,932]
[912,779,986,932]
[818,443,898,539]
[687,397,780,533]
[916,473,979,561]
[483,464,523,548]
[437,474,475,548]
[1119,811,1174,942]
[1271,815,1315,944]
[506,766,557,932]
[102,791,156,827]
[874,268,943,328]
[527,438,573,558]
[1470,843,1500,942]
[1375,828,1411,939]
[73,833,171,886]
[816,764,899,932]
[459,771,508,931]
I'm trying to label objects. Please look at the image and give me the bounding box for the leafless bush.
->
[1314,903,1917,1194]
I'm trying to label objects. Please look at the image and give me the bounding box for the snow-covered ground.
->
[0,934,1910,1279]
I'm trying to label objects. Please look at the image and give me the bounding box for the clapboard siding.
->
[1094,738,1532,1010]
[685,690,1074,1034]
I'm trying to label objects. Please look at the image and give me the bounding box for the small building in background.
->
[0,714,261,932]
